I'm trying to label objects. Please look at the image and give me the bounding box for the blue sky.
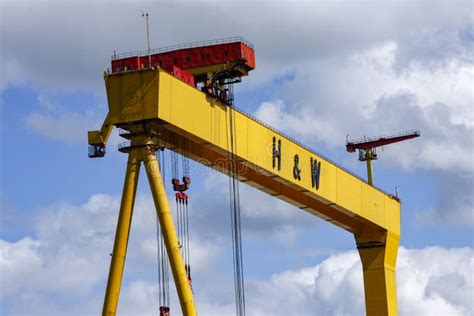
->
[1,1,473,315]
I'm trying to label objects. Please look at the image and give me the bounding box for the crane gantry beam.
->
[90,67,401,315]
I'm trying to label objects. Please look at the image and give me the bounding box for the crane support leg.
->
[366,158,373,186]
[356,231,399,316]
[143,148,197,316]
[103,151,141,315]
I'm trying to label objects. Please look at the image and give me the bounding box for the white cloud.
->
[0,59,25,92]
[0,170,312,308]
[416,171,474,227]
[396,247,473,315]
[1,192,473,315]
[239,246,474,316]
[255,40,473,172]
[23,94,123,146]
[253,38,474,226]
[0,194,118,298]
[245,250,364,315]
[0,190,240,314]
[0,1,470,92]
[1,1,473,313]
[197,171,316,245]
[3,2,472,166]
[23,94,95,144]
[25,110,94,144]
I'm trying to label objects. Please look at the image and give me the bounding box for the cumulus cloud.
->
[25,110,94,144]
[0,195,118,298]
[0,192,227,315]
[1,1,473,313]
[2,1,472,158]
[241,246,474,316]
[23,94,93,143]
[254,39,473,226]
[255,41,473,172]
[396,247,473,315]
[2,213,473,316]
[0,1,470,92]
[195,171,316,245]
[416,171,474,226]
[6,1,471,175]
[1,192,473,316]
[0,181,312,313]
[23,94,123,145]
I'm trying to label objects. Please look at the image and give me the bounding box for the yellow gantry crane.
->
[89,37,401,315]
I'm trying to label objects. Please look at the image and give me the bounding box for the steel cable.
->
[227,86,246,316]
[156,150,170,309]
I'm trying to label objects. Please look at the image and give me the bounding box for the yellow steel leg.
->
[143,148,197,316]
[102,150,141,316]
[366,158,374,186]
[356,231,399,316]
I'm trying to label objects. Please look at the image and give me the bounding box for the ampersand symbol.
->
[293,154,301,180]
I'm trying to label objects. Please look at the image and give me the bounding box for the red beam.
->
[110,39,255,74]
[346,131,420,152]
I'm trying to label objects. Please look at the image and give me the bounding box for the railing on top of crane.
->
[347,130,421,146]
[231,105,394,198]
[111,36,254,60]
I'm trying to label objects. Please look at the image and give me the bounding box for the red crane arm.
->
[346,130,420,152]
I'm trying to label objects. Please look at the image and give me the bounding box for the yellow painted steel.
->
[88,113,113,146]
[367,157,374,186]
[91,68,401,315]
[143,145,196,315]
[356,231,399,315]
[102,69,399,231]
[102,149,140,315]
[100,137,196,316]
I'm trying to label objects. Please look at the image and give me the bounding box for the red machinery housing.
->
[110,37,255,87]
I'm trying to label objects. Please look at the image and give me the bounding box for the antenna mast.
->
[142,12,152,67]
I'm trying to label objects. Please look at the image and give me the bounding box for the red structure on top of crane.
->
[108,36,255,106]
[346,130,421,186]
[110,37,255,81]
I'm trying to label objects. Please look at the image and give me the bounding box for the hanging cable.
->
[171,138,193,292]
[183,140,190,178]
[184,193,191,281]
[227,87,246,316]
[182,140,191,282]
[156,149,171,316]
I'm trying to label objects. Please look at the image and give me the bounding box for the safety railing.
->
[112,51,139,60]
[112,36,254,60]
[232,105,394,197]
[347,130,420,146]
